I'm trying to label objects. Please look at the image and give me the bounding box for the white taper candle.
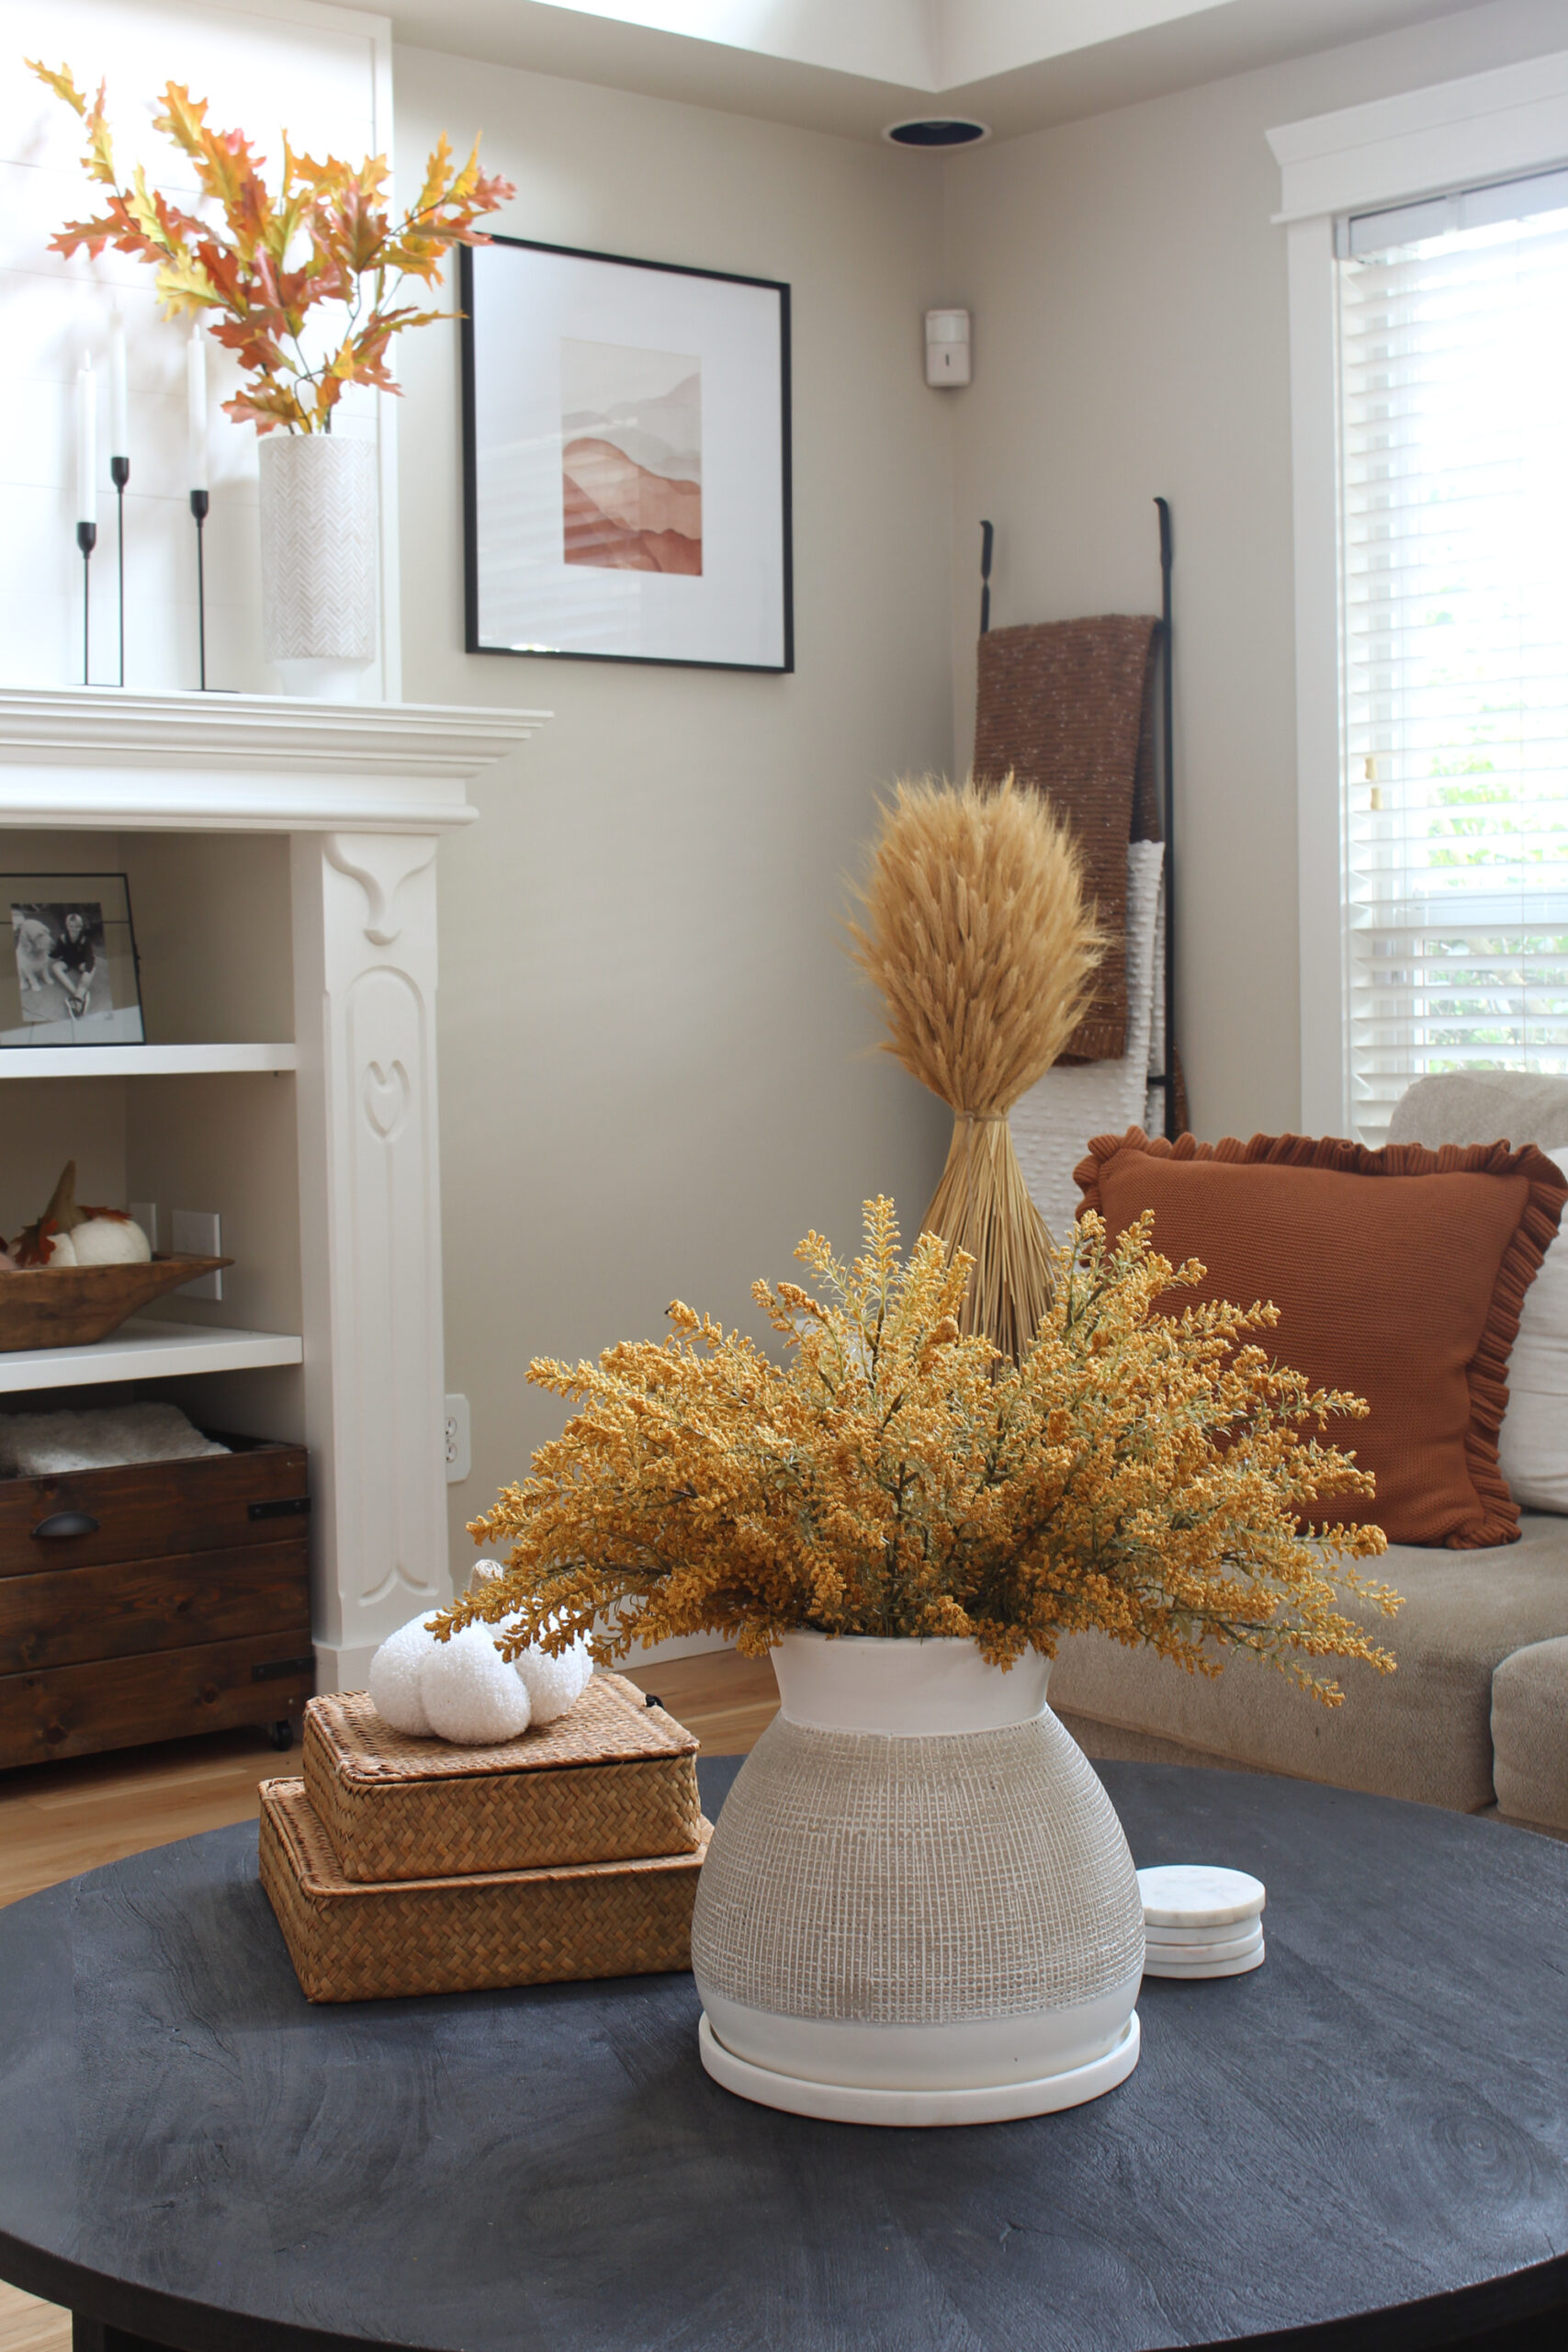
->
[186,324,208,492]
[108,311,128,460]
[75,353,96,525]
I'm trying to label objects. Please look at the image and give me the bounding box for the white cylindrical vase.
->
[692,1632,1145,2126]
[257,433,378,699]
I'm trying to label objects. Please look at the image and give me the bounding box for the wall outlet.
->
[171,1208,223,1300]
[444,1394,471,1484]
[129,1201,158,1253]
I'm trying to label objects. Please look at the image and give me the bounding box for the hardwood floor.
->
[0,1646,779,2352]
[0,1648,777,1912]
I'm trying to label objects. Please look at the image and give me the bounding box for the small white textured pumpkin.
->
[367,1592,592,1746]
[514,1634,592,1726]
[71,1215,152,1266]
[366,1612,440,1736]
[421,1623,533,1744]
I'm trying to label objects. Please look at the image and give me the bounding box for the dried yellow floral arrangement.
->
[450,1200,1399,1706]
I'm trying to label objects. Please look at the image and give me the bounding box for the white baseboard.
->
[312,1640,378,1694]
[622,1631,737,1667]
[313,1626,737,1698]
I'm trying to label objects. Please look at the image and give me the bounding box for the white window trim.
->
[1267,52,1568,1136]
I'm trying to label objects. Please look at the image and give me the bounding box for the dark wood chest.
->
[0,1437,313,1769]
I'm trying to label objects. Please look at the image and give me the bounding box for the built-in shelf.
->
[0,688,548,1689]
[0,1043,298,1080]
[0,1317,304,1395]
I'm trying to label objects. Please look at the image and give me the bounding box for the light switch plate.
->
[444,1394,470,1484]
[171,1208,223,1300]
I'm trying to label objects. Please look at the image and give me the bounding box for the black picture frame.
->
[1,871,144,1049]
[460,236,794,673]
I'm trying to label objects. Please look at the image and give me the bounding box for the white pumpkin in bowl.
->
[71,1214,152,1266]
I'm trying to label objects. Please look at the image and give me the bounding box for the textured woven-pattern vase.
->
[693,1632,1145,2125]
[258,434,378,699]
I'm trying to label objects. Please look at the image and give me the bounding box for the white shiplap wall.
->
[0,0,399,698]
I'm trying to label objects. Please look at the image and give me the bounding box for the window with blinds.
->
[1336,169,1568,1145]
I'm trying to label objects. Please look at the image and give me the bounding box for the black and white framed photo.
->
[461,238,793,672]
[1,874,143,1048]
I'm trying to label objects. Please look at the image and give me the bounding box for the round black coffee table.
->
[0,1758,1563,2352]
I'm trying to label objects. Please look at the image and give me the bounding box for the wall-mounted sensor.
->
[926,309,971,388]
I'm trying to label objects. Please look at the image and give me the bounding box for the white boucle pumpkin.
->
[39,1230,76,1266]
[367,1588,595,1745]
[420,1622,532,1745]
[71,1216,152,1266]
[513,1635,593,1726]
[367,1612,440,1736]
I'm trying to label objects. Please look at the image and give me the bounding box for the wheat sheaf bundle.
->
[848,774,1104,1360]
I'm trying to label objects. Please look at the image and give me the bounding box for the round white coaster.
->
[1145,1915,1264,1949]
[1137,1863,1266,1928]
[696,2010,1141,2126]
[1144,1924,1263,1964]
[1143,1942,1266,1981]
[1143,1924,1262,1965]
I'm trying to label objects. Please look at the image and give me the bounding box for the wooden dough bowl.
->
[0,1256,235,1350]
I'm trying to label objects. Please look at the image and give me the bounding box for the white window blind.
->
[1337,180,1568,1145]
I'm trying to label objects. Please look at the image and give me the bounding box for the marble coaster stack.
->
[1137,1864,1266,1979]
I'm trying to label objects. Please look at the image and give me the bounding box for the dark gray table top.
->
[0,1756,1563,2352]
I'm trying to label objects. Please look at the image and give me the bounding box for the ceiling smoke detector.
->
[883,118,990,149]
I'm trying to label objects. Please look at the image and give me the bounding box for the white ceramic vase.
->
[692,1632,1145,2126]
[257,433,378,700]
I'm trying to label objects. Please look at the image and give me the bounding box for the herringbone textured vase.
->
[259,434,378,663]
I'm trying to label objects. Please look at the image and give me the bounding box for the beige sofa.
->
[1051,1071,1568,1839]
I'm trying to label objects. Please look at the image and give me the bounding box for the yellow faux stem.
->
[924,1114,1055,1363]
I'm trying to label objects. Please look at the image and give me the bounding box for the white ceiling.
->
[382,0,1496,139]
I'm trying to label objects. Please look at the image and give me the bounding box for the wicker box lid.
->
[302,1673,703,1883]
[260,1777,710,2003]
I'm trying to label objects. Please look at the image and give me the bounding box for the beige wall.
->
[942,0,1568,1143]
[395,2,1566,1570]
[392,51,956,1561]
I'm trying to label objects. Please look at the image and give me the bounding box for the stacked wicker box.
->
[259,1673,708,2002]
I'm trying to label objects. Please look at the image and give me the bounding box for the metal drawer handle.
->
[248,1497,311,1521]
[31,1510,101,1541]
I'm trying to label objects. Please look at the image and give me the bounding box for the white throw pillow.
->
[1499,1144,1568,1512]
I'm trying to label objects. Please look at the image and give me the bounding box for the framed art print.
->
[2,873,144,1047]
[461,238,793,672]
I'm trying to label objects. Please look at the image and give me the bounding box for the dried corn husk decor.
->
[847,775,1104,1360]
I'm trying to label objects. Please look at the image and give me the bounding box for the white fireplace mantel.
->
[0,688,547,834]
[0,686,549,1690]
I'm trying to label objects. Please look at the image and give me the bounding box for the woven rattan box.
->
[302,1675,702,1882]
[260,1778,711,2002]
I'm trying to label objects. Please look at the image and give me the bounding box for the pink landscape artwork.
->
[560,337,702,574]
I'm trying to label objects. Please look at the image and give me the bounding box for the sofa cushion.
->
[1075,1128,1568,1547]
[1389,1081,1568,1518]
[1491,1636,1568,1834]
[1046,1511,1568,1813]
[1389,1069,1568,1155]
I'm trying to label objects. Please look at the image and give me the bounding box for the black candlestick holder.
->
[111,455,129,687]
[75,519,96,686]
[189,487,209,691]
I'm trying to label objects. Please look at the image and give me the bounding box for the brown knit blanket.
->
[973,616,1160,1063]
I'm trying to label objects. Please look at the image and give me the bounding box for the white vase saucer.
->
[696,2009,1140,2127]
[1142,1943,1266,1981]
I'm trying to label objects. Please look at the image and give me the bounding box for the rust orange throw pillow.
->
[1074,1131,1568,1548]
